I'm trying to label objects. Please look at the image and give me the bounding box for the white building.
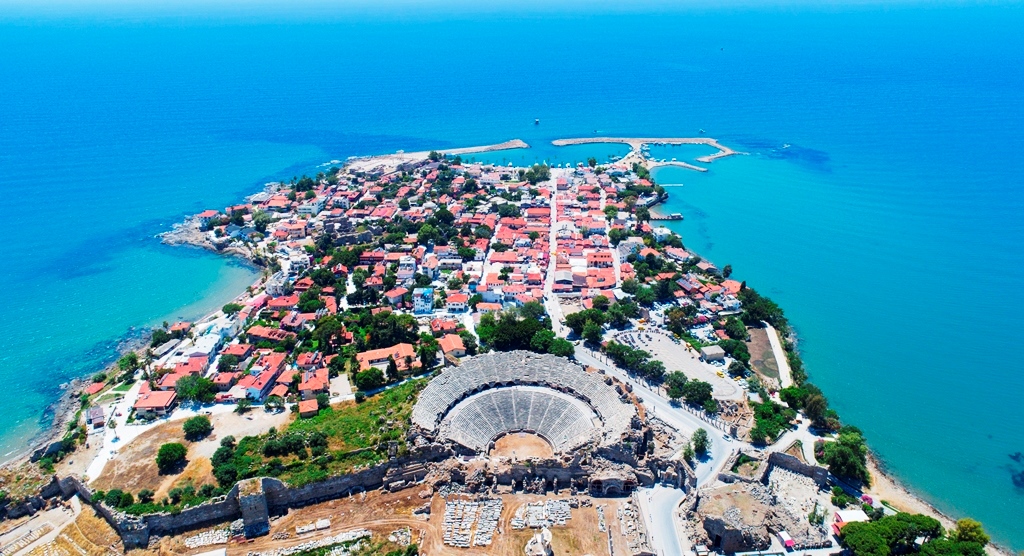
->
[297,197,326,215]
[397,255,417,281]
[413,287,435,314]
[652,226,673,242]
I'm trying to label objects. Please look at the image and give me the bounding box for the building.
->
[832,509,870,536]
[437,334,466,358]
[383,287,408,306]
[700,345,726,362]
[134,390,177,419]
[356,343,418,375]
[652,226,673,242]
[86,406,105,429]
[298,399,320,418]
[397,255,417,281]
[413,287,435,314]
[446,292,469,313]
[297,197,325,216]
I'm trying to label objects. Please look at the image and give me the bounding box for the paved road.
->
[764,322,793,388]
[574,348,739,487]
[637,485,688,556]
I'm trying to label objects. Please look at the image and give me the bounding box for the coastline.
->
[1,142,1010,554]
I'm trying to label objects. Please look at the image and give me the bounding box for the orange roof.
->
[298,399,319,416]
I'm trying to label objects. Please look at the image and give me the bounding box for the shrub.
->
[156,442,187,473]
[182,415,213,441]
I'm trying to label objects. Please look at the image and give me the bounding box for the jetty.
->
[551,136,741,172]
[348,139,529,173]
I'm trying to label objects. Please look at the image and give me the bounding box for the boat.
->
[535,118,540,125]
[699,128,706,134]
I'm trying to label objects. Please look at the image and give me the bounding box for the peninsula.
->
[0,140,1002,556]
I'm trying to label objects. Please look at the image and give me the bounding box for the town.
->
[0,140,995,556]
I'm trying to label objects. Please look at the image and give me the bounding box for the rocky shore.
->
[160,217,262,265]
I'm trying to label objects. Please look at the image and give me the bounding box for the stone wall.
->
[764,452,828,488]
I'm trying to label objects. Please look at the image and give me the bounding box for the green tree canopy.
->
[182,415,213,441]
[156,442,187,473]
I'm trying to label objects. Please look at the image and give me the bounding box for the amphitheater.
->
[413,351,637,454]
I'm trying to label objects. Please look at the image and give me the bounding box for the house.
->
[430,317,459,336]
[221,343,253,359]
[833,509,871,536]
[356,343,418,375]
[298,368,330,399]
[297,197,325,215]
[246,326,297,344]
[197,210,220,227]
[298,399,320,418]
[86,406,105,429]
[383,287,408,306]
[397,256,417,281]
[437,334,466,358]
[446,292,469,313]
[134,390,177,419]
[476,302,502,313]
[700,345,726,362]
[212,372,240,391]
[652,226,673,242]
[295,351,323,370]
[413,287,435,314]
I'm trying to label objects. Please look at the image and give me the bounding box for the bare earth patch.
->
[489,433,554,460]
[745,327,780,381]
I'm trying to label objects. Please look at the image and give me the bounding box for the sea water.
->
[0,1,1022,548]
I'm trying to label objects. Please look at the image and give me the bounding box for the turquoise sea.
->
[1,1,1022,548]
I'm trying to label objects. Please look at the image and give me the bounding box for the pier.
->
[551,136,741,172]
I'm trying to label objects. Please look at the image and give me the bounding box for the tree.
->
[530,329,555,353]
[621,278,639,294]
[821,427,871,485]
[398,198,411,210]
[137,489,155,503]
[665,371,688,400]
[252,210,273,233]
[156,442,187,473]
[587,157,597,168]
[724,317,747,340]
[804,393,828,425]
[222,303,244,315]
[235,399,252,414]
[417,223,440,245]
[722,264,733,278]
[727,361,747,377]
[264,395,284,411]
[682,442,695,463]
[316,392,330,410]
[841,522,891,556]
[635,206,650,223]
[582,321,603,344]
[518,301,547,322]
[182,415,212,441]
[353,368,385,391]
[634,286,656,307]
[218,354,239,373]
[953,519,989,546]
[117,352,140,374]
[692,428,710,455]
[176,375,216,403]
[591,295,610,311]
[681,380,714,407]
[548,338,575,358]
